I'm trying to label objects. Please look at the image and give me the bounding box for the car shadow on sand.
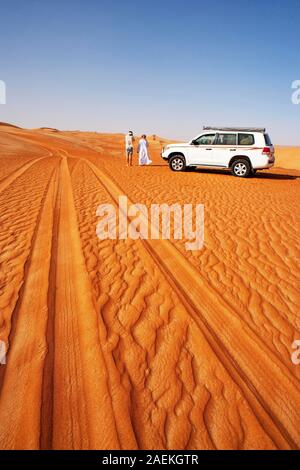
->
[187,168,299,180]
[136,166,299,179]
[253,172,299,180]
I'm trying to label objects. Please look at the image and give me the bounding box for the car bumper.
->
[253,163,274,170]
[161,151,168,160]
[253,156,275,169]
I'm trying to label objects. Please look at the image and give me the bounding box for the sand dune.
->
[0,122,21,129]
[0,126,299,450]
[275,146,300,170]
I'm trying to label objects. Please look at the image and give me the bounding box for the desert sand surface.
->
[0,124,299,450]
[275,146,300,170]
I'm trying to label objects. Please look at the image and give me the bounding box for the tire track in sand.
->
[0,157,49,195]
[0,163,59,449]
[0,157,57,378]
[82,157,300,449]
[49,156,122,449]
[71,160,279,450]
[83,142,300,375]
[0,155,124,449]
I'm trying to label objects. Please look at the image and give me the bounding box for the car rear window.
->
[264,133,272,146]
[238,133,254,146]
[216,133,237,145]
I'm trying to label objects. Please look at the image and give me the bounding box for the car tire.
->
[231,159,251,178]
[169,155,186,172]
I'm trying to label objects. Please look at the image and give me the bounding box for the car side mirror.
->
[191,140,199,145]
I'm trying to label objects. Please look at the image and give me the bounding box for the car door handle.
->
[230,149,236,151]
[206,148,212,150]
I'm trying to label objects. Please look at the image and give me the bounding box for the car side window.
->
[216,134,237,145]
[238,133,254,145]
[194,134,216,145]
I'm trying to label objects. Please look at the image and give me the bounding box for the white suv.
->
[162,127,275,177]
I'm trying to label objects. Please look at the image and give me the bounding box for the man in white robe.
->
[137,135,152,166]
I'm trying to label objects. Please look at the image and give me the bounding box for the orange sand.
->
[275,146,300,170]
[0,124,299,450]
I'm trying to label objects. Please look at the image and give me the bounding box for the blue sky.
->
[0,0,300,143]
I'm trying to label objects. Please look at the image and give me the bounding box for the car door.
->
[187,133,216,165]
[213,133,237,166]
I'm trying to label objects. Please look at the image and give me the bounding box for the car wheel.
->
[231,159,251,178]
[169,155,186,172]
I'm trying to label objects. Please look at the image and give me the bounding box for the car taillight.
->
[262,147,271,155]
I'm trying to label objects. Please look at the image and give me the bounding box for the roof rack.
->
[203,126,266,133]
